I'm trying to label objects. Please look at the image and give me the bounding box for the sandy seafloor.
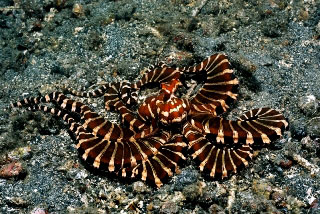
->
[0,0,319,213]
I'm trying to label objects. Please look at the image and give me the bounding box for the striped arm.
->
[114,99,153,133]
[127,134,187,188]
[74,127,171,174]
[76,133,132,172]
[102,85,152,133]
[138,95,159,122]
[63,83,113,98]
[132,66,182,89]
[11,92,136,142]
[189,108,288,145]
[183,54,238,115]
[25,104,186,186]
[24,105,125,171]
[119,81,138,106]
[63,81,144,136]
[63,81,138,106]
[26,104,84,134]
[183,122,253,178]
[77,129,178,180]
[103,81,138,110]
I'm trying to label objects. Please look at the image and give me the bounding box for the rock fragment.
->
[0,161,26,179]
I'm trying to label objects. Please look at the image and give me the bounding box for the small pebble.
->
[298,94,318,116]
[315,20,320,37]
[160,201,179,214]
[174,168,199,191]
[209,204,224,214]
[252,179,272,199]
[31,208,49,214]
[5,197,28,207]
[279,159,293,169]
[0,161,26,179]
[72,3,84,17]
[133,181,148,193]
[301,136,319,152]
[56,0,66,8]
[75,169,88,180]
[182,183,202,201]
[7,146,32,161]
[307,117,320,137]
[146,202,153,211]
[230,54,257,75]
[298,9,309,21]
[67,168,88,180]
[310,199,319,209]
[271,191,286,205]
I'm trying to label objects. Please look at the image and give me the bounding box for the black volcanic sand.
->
[0,0,319,213]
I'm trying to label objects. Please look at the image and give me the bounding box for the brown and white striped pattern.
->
[11,92,186,187]
[182,54,238,115]
[11,91,136,141]
[182,121,253,178]
[128,134,186,187]
[183,107,287,178]
[137,79,190,125]
[63,81,138,108]
[132,65,182,90]
[189,108,287,145]
[10,53,288,187]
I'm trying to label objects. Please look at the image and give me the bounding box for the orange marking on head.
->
[161,79,182,94]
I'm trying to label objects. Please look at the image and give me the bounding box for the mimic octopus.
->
[11,54,288,187]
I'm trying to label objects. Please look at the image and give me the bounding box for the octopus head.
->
[157,79,189,125]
